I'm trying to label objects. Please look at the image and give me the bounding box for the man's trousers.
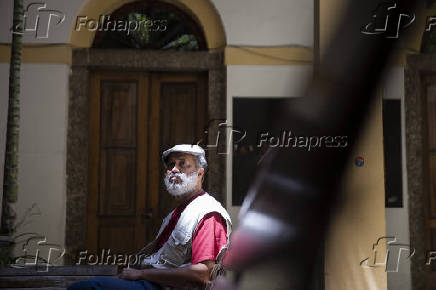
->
[67,276,162,290]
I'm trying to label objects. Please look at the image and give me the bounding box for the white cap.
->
[162,144,207,169]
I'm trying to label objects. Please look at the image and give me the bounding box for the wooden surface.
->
[0,265,117,276]
[88,72,149,255]
[151,73,208,222]
[0,265,117,289]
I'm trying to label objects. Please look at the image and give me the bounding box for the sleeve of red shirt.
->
[191,212,228,264]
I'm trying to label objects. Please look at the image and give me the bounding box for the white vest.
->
[141,193,232,269]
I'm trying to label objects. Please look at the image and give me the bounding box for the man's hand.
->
[115,261,214,287]
[119,268,143,281]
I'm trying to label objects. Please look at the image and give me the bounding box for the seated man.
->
[68,144,232,290]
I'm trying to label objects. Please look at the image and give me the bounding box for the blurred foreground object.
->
[217,1,421,290]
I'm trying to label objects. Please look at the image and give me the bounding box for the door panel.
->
[149,74,208,233]
[88,72,148,254]
[98,223,136,254]
[99,149,136,216]
[88,72,207,256]
[100,81,137,147]
[161,82,198,144]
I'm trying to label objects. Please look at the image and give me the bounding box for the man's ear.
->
[198,167,205,178]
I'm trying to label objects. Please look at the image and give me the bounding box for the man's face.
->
[163,153,201,197]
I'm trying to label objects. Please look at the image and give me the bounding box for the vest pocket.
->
[157,229,191,266]
[171,228,191,246]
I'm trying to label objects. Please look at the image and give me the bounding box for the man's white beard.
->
[164,171,198,197]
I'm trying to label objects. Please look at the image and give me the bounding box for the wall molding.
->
[0,44,315,67]
[0,44,72,65]
[225,46,313,65]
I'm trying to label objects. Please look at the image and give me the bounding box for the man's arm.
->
[119,260,214,288]
[121,212,228,286]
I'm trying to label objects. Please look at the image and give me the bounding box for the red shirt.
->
[191,212,227,264]
[155,192,228,264]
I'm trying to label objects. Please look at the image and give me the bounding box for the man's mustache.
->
[167,173,183,181]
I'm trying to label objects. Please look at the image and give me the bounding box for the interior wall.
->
[212,0,313,47]
[0,63,68,262]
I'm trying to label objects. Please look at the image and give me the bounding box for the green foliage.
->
[129,13,150,46]
[162,34,199,51]
[94,8,202,51]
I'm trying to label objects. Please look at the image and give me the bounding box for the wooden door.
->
[88,72,207,255]
[149,73,208,230]
[424,75,436,287]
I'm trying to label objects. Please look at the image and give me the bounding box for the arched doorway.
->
[65,0,226,264]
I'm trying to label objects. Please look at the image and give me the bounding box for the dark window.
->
[383,99,403,208]
[232,98,291,206]
[92,1,206,50]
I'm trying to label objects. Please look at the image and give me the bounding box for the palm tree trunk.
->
[2,0,24,234]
